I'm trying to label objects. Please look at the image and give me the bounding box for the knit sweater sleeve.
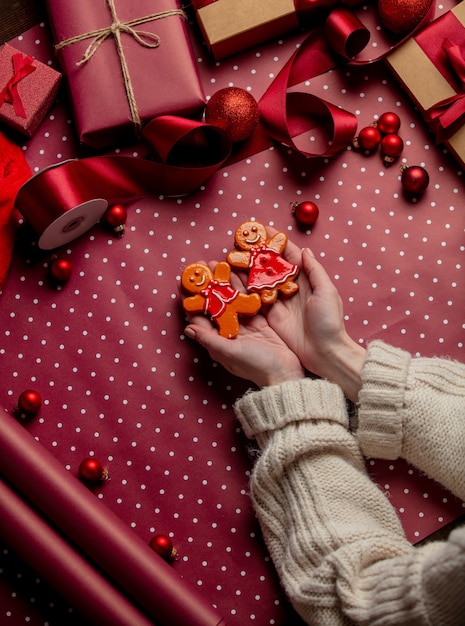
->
[357,340,465,502]
[235,379,419,626]
[235,378,465,626]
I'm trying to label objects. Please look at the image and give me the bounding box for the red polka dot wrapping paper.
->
[1,2,465,624]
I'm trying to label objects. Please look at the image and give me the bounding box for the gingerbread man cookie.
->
[181,261,261,339]
[227,221,299,304]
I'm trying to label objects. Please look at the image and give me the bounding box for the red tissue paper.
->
[0,43,61,137]
[46,0,206,149]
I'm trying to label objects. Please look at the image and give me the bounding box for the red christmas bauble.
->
[377,112,401,135]
[354,126,382,151]
[380,133,404,164]
[378,0,431,35]
[16,389,42,416]
[103,204,127,235]
[291,201,319,227]
[401,165,430,195]
[49,257,73,282]
[149,534,177,560]
[78,457,107,483]
[205,87,260,143]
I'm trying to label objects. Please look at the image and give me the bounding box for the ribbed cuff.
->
[234,378,348,443]
[357,341,411,459]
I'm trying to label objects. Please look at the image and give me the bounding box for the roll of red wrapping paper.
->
[0,476,154,626]
[0,409,227,626]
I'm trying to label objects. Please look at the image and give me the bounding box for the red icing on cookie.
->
[181,262,261,338]
[227,221,299,304]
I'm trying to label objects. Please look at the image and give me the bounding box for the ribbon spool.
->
[20,162,108,250]
[39,198,108,250]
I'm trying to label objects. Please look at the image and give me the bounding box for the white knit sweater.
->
[234,340,465,626]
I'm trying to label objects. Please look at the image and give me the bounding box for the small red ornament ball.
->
[291,201,319,227]
[78,458,107,483]
[377,112,401,135]
[378,0,431,35]
[354,126,382,151]
[401,165,430,195]
[16,389,42,416]
[205,87,260,143]
[103,204,127,235]
[380,133,404,164]
[149,534,177,561]
[49,257,73,282]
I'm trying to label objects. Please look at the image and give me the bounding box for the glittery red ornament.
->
[49,257,73,282]
[205,87,260,143]
[291,201,320,227]
[377,112,401,135]
[378,0,431,35]
[401,165,430,195]
[149,534,177,561]
[16,389,42,416]
[102,204,127,235]
[380,133,404,165]
[78,457,108,483]
[353,125,382,151]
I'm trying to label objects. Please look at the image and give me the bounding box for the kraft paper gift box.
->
[386,1,465,170]
[191,0,339,60]
[46,0,206,149]
[0,43,61,137]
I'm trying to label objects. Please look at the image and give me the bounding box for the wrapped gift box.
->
[192,0,338,60]
[386,1,465,170]
[0,43,61,137]
[46,0,206,149]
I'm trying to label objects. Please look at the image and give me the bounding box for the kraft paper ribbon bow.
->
[0,52,36,118]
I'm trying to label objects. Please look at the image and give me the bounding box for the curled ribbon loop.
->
[0,53,36,118]
[259,9,369,158]
[55,0,186,132]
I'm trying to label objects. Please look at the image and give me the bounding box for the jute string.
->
[55,0,186,132]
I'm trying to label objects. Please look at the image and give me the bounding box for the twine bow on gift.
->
[55,0,186,134]
[0,53,36,118]
[424,38,465,143]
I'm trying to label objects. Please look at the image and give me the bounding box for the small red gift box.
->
[46,0,206,149]
[386,1,465,170]
[191,0,339,60]
[0,43,61,137]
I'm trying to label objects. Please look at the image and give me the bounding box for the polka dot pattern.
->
[1,3,464,624]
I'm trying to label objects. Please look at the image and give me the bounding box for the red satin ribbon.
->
[424,93,465,143]
[0,53,36,118]
[443,37,465,87]
[415,10,465,141]
[16,117,231,237]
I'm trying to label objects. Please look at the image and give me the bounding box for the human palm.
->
[265,240,347,380]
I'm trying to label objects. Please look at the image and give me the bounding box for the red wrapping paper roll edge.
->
[0,475,154,626]
[0,408,227,626]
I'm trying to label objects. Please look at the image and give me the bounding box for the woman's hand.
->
[182,262,305,389]
[265,239,366,401]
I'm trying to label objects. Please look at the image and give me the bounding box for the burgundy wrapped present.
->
[46,0,206,149]
[386,1,465,170]
[191,0,339,60]
[0,43,61,137]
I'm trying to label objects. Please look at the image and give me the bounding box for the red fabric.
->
[0,132,31,291]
